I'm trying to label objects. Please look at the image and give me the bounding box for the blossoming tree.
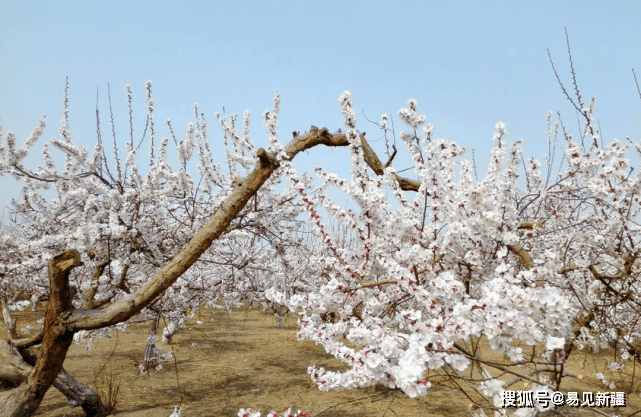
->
[0,80,355,416]
[1,54,640,416]
[256,76,641,416]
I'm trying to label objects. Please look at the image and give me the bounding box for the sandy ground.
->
[1,305,640,417]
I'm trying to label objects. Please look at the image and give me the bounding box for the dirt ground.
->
[2,305,640,417]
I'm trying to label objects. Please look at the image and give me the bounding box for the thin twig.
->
[107,82,123,186]
[565,27,584,110]
[547,49,580,114]
[633,68,641,102]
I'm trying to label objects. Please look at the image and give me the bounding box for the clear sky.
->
[1,0,640,222]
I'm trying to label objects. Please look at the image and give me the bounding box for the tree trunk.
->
[1,344,109,417]
[54,367,109,417]
[1,295,17,339]
[15,344,109,417]
[0,249,82,417]
[143,308,160,372]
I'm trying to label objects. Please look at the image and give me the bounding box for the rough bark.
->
[0,340,32,384]
[53,368,109,417]
[0,344,108,416]
[0,249,82,417]
[0,364,26,387]
[16,345,110,417]
[1,295,18,339]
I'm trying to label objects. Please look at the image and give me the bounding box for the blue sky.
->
[1,0,640,222]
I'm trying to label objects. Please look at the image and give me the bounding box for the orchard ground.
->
[2,305,640,417]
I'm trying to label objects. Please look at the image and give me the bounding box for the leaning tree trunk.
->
[0,345,109,417]
[53,367,109,417]
[14,344,110,417]
[0,250,82,417]
[1,304,109,416]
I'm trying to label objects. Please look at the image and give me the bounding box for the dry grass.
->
[96,365,121,414]
[1,305,640,417]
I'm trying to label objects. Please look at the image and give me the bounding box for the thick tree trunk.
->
[0,249,82,417]
[0,364,26,386]
[15,344,109,416]
[53,368,109,417]
[0,340,32,387]
[2,294,108,416]
[1,345,109,417]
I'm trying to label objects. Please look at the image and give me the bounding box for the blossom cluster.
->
[266,92,641,408]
